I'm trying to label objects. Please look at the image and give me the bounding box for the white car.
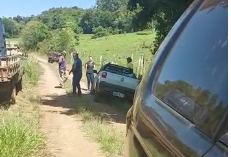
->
[93,63,140,102]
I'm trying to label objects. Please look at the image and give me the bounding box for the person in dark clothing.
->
[69,52,82,95]
[85,56,95,91]
[126,57,133,72]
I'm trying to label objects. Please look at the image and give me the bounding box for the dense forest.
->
[2,0,193,54]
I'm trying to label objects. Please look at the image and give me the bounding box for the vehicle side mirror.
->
[93,70,98,74]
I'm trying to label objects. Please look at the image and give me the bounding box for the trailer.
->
[0,18,24,104]
[0,55,23,104]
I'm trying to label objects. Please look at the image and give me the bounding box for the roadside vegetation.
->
[64,81,125,156]
[76,103,124,156]
[0,56,44,157]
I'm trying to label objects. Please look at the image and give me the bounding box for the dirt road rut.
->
[37,58,104,157]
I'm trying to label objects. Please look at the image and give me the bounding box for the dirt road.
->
[37,57,106,157]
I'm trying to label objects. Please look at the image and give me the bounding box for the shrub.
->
[92,26,109,39]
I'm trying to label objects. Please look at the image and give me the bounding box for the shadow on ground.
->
[32,88,132,124]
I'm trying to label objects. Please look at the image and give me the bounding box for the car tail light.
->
[101,72,107,78]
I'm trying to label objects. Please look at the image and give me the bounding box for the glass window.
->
[153,1,228,137]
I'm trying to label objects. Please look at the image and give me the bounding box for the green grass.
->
[8,30,155,72]
[21,56,40,85]
[0,56,44,157]
[77,31,155,71]
[79,108,124,156]
[64,80,125,156]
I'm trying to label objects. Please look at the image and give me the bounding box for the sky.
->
[1,0,96,17]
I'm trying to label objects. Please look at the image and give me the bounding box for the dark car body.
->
[125,0,228,157]
[48,52,61,63]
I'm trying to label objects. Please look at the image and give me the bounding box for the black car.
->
[125,0,228,157]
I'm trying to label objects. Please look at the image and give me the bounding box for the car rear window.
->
[104,64,136,78]
[152,0,227,137]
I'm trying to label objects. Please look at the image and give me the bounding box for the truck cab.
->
[0,18,7,57]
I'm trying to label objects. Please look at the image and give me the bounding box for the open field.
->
[78,31,155,70]
[8,30,155,71]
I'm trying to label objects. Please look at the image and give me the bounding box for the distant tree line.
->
[2,0,193,54]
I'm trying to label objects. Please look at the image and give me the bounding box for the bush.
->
[92,26,109,39]
[37,28,79,54]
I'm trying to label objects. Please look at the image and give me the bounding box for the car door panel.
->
[133,95,214,157]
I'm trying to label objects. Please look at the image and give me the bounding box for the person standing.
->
[126,57,133,72]
[85,56,95,91]
[69,52,82,96]
[58,51,67,88]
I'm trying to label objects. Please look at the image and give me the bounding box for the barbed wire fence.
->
[74,48,147,79]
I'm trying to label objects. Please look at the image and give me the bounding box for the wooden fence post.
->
[137,55,141,77]
[100,55,103,67]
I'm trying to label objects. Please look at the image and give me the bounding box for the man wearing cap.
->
[69,52,82,95]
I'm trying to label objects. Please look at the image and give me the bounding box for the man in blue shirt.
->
[69,52,82,95]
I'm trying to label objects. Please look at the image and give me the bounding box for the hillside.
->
[78,31,155,70]
[7,30,155,72]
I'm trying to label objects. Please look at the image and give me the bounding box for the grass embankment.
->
[76,103,124,156]
[78,31,155,71]
[64,81,126,156]
[0,56,44,157]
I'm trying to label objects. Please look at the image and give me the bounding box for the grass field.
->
[8,30,155,73]
[78,31,155,71]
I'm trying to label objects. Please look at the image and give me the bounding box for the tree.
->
[2,18,20,38]
[51,27,79,52]
[21,21,50,50]
[37,27,79,54]
[96,0,128,12]
[127,0,193,55]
